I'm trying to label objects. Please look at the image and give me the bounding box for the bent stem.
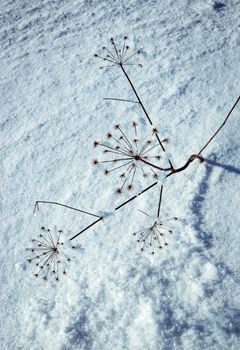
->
[137,94,240,177]
[167,94,240,176]
[196,95,240,156]
[34,201,102,218]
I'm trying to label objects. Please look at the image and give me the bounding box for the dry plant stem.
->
[103,97,139,104]
[157,185,163,218]
[120,65,153,126]
[69,181,158,241]
[114,181,158,210]
[69,217,103,241]
[119,64,239,177]
[134,95,240,177]
[196,95,240,156]
[120,64,166,153]
[167,94,240,176]
[33,201,102,218]
[34,183,158,241]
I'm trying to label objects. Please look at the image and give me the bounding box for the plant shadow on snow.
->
[64,314,93,350]
[189,154,240,337]
[189,152,240,249]
[204,157,240,176]
[221,306,240,336]
[190,155,216,249]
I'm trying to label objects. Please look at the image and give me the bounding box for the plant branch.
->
[120,64,166,152]
[114,181,158,210]
[137,95,240,177]
[69,181,158,241]
[103,97,139,104]
[69,217,103,240]
[157,185,163,218]
[167,94,240,176]
[33,201,102,218]
[140,158,172,171]
[196,95,240,156]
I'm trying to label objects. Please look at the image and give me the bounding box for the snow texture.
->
[1,0,240,349]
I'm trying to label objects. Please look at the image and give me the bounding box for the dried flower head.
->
[93,121,167,193]
[133,214,178,254]
[94,37,143,69]
[26,227,75,281]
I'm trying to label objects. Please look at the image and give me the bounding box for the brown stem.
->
[114,181,158,210]
[68,182,158,241]
[120,64,166,152]
[196,95,240,156]
[139,154,203,177]
[103,97,139,104]
[166,155,203,177]
[139,95,240,177]
[69,217,103,241]
[33,201,101,218]
[140,158,172,171]
[157,185,163,218]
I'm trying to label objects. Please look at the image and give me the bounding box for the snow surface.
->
[1,0,240,349]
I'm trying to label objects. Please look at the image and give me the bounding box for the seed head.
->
[94,37,143,69]
[26,227,73,282]
[93,121,166,193]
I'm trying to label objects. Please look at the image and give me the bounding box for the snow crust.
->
[1,0,240,349]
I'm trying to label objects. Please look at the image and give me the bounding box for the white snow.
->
[1,0,240,349]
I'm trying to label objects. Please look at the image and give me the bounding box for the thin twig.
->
[103,97,139,104]
[135,94,240,177]
[34,201,101,218]
[120,65,153,125]
[157,185,163,218]
[69,181,158,240]
[114,181,158,210]
[120,65,166,153]
[167,94,240,177]
[196,95,240,156]
[69,217,103,240]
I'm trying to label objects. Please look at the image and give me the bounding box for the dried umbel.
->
[26,227,74,281]
[93,121,169,193]
[94,36,142,69]
[132,185,178,254]
[133,215,178,254]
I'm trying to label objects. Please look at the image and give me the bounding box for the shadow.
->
[64,314,93,350]
[213,1,226,11]
[222,306,240,336]
[190,156,215,248]
[204,157,240,176]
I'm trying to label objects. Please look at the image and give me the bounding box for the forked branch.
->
[95,38,239,178]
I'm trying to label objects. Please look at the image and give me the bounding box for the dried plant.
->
[133,185,178,254]
[93,121,169,193]
[27,37,239,281]
[133,218,177,254]
[94,36,143,70]
[94,37,239,177]
[26,227,74,281]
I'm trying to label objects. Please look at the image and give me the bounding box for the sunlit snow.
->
[1,0,240,349]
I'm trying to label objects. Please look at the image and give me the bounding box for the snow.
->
[1,0,240,349]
